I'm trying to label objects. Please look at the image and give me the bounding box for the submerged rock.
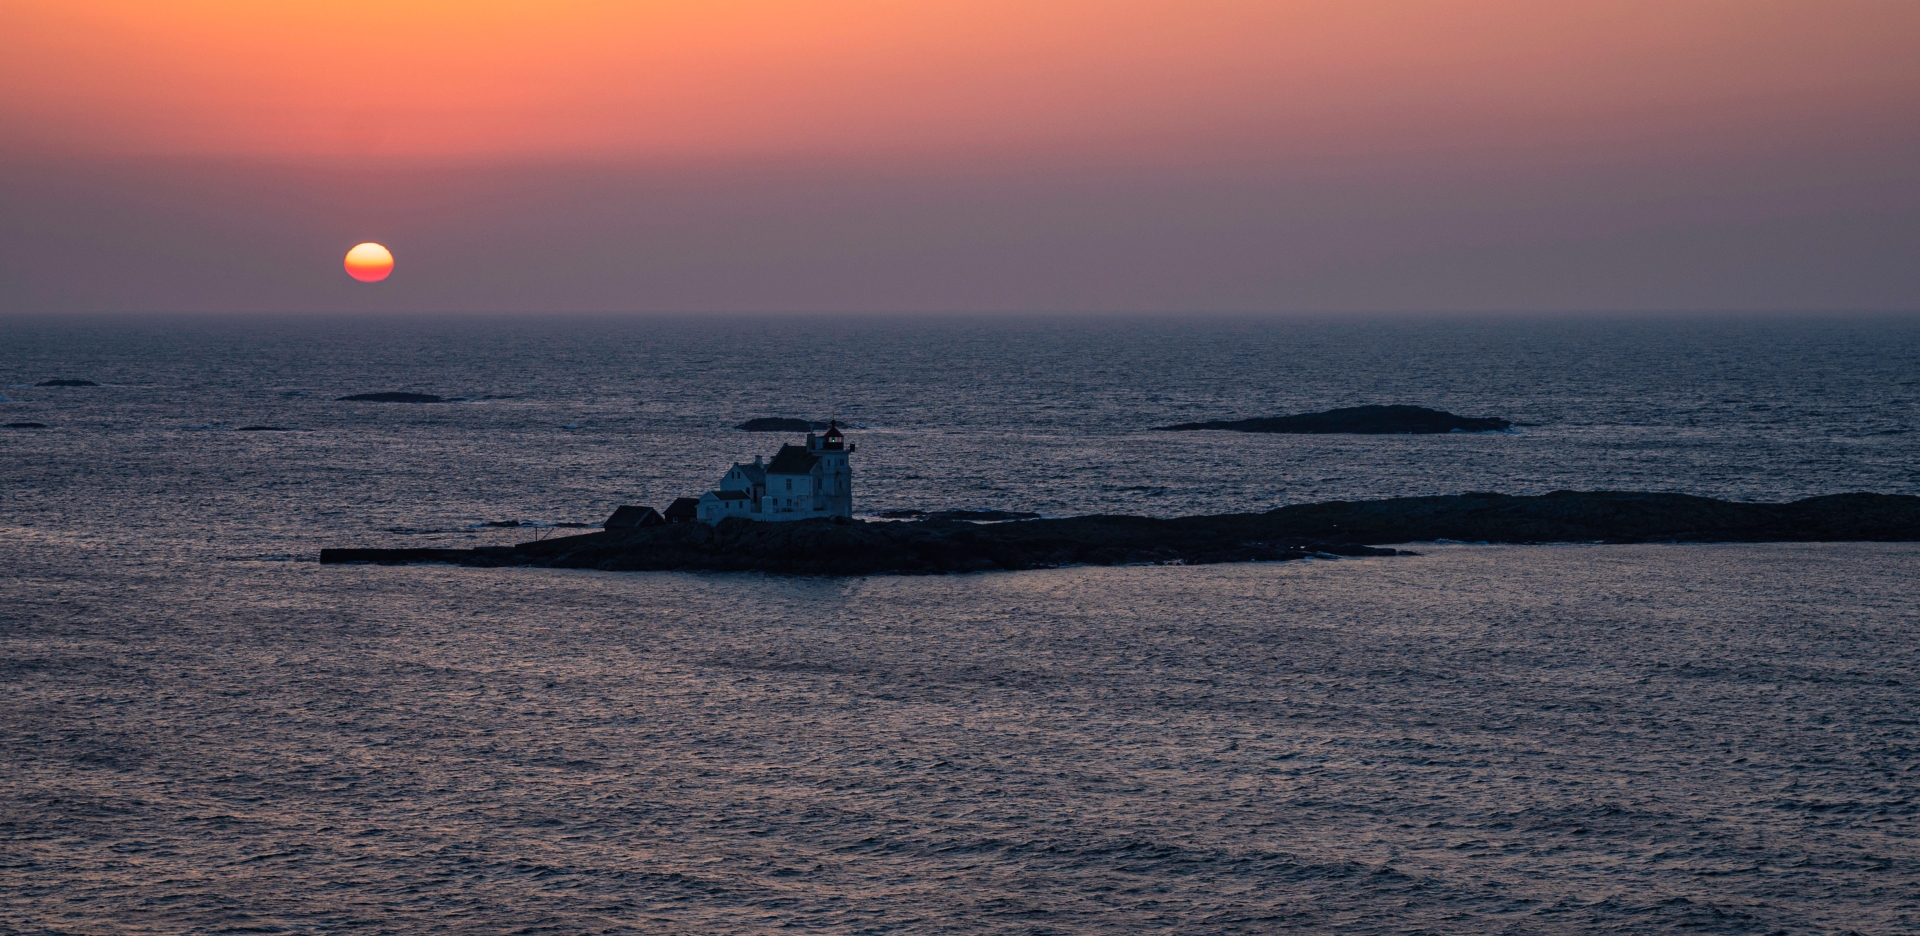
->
[1155,404,1511,434]
[319,491,1920,576]
[5,422,47,429]
[36,379,97,387]
[337,392,456,403]
[235,425,295,432]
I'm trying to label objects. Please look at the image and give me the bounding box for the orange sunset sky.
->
[2,0,1917,312]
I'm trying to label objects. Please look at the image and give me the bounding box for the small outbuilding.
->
[664,496,702,524]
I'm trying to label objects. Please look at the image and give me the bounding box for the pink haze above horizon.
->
[1,0,1916,312]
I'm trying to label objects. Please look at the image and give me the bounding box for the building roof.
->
[732,461,767,483]
[603,505,664,528]
[765,443,820,475]
[664,496,701,519]
[707,489,753,501]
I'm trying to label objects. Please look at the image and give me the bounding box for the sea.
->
[2,313,1918,934]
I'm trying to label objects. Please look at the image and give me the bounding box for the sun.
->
[344,242,394,282]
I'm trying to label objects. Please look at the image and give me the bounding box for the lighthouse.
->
[696,421,855,523]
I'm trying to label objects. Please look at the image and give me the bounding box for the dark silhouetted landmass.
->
[1155,404,1510,434]
[319,491,1920,576]
[6,422,47,429]
[1251,491,1919,544]
[737,418,833,431]
[337,392,455,403]
[320,517,1396,574]
[36,379,97,387]
[235,425,295,432]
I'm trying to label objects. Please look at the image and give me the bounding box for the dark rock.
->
[36,379,97,387]
[5,422,47,429]
[1155,404,1510,434]
[322,547,493,566]
[320,491,1920,576]
[337,392,454,403]
[235,426,295,432]
[603,505,666,529]
[934,509,1043,522]
[880,509,1043,522]
[737,417,832,432]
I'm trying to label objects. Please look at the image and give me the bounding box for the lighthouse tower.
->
[806,421,855,518]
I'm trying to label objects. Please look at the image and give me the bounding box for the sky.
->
[1,0,1916,313]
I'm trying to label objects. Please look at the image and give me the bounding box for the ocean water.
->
[3,314,1918,933]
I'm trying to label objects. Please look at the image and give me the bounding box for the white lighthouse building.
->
[695,422,855,524]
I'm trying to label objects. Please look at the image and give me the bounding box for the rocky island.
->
[320,491,1920,576]
[1155,404,1511,434]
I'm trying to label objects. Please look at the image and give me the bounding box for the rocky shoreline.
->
[319,491,1920,576]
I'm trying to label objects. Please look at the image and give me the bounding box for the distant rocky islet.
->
[736,417,867,432]
[1155,404,1511,434]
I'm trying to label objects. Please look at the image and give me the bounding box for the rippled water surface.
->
[3,315,1918,933]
